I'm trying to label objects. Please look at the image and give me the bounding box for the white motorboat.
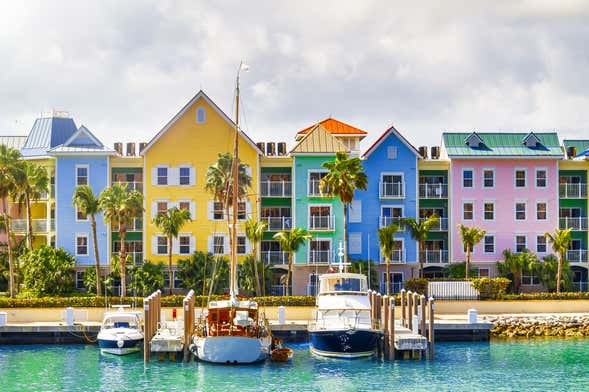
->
[97,305,143,355]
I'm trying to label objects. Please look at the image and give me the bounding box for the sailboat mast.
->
[230,68,241,299]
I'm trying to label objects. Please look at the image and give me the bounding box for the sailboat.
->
[190,62,272,364]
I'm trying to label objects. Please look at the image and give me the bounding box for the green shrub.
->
[471,277,511,299]
[404,278,429,295]
[20,246,76,296]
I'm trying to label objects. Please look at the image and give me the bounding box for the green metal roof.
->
[442,132,563,157]
[563,140,589,157]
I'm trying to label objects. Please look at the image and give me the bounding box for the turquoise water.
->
[1,340,588,391]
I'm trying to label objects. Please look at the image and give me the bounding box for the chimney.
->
[277,142,287,156]
[126,142,136,156]
[266,142,276,156]
[418,146,428,159]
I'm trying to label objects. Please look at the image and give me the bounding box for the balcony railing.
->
[379,182,404,198]
[307,180,329,197]
[420,250,449,263]
[379,216,405,231]
[380,282,403,294]
[308,215,335,231]
[559,183,587,198]
[572,282,589,292]
[261,251,288,265]
[567,250,588,263]
[419,183,448,198]
[559,217,588,231]
[270,285,288,296]
[380,250,404,263]
[419,217,448,231]
[261,181,292,197]
[112,252,144,265]
[262,216,292,231]
[115,218,143,232]
[12,219,55,233]
[307,284,319,296]
[309,250,332,264]
[113,181,143,193]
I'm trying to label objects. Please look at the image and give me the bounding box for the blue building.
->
[348,125,420,293]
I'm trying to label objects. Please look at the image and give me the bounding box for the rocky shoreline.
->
[488,315,589,338]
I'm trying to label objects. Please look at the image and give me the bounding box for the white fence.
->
[428,281,480,300]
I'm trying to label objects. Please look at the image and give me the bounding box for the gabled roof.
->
[361,124,420,159]
[63,125,104,148]
[296,118,367,140]
[465,132,484,147]
[290,124,349,155]
[563,140,589,158]
[21,114,78,157]
[140,90,262,155]
[48,125,115,156]
[522,132,541,147]
[0,135,27,150]
[442,132,563,158]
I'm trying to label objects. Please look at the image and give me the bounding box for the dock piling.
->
[400,289,406,327]
[382,295,389,359]
[407,291,413,330]
[388,297,395,360]
[428,297,435,360]
[183,290,195,362]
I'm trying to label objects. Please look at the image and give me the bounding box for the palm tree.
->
[245,218,267,296]
[377,223,399,295]
[99,184,143,296]
[545,228,572,294]
[320,152,368,263]
[273,228,312,295]
[0,145,21,297]
[457,224,486,279]
[497,249,539,294]
[72,185,103,296]
[403,216,440,278]
[13,161,49,250]
[153,207,192,295]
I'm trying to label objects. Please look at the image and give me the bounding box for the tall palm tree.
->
[320,152,368,264]
[545,228,572,294]
[377,223,399,295]
[99,184,143,296]
[13,161,49,250]
[457,224,486,279]
[273,228,312,295]
[245,218,267,296]
[153,207,192,295]
[72,185,102,296]
[497,249,539,294]
[403,216,440,278]
[0,145,21,297]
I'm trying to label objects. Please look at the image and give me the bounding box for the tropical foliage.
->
[497,249,539,294]
[471,277,511,299]
[377,223,399,295]
[176,251,229,296]
[444,262,477,279]
[238,255,272,296]
[534,255,573,293]
[403,216,439,278]
[349,259,380,291]
[19,246,75,296]
[128,262,165,297]
[245,218,267,296]
[273,228,312,295]
[0,145,21,297]
[457,224,486,279]
[544,229,572,294]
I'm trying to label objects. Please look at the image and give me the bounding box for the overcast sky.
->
[1,1,589,150]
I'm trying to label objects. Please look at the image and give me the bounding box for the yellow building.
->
[141,91,261,279]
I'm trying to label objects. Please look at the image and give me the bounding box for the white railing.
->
[308,215,335,231]
[307,180,329,196]
[112,252,144,265]
[309,250,332,264]
[379,182,404,198]
[559,217,588,231]
[559,183,587,198]
[419,217,448,231]
[567,250,588,263]
[380,250,404,263]
[113,181,143,193]
[261,251,288,265]
[428,281,480,300]
[261,181,292,197]
[379,282,403,294]
[261,216,292,231]
[115,218,143,232]
[420,250,449,263]
[419,183,448,198]
[12,219,55,233]
[379,216,405,231]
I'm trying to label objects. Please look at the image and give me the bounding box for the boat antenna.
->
[337,241,344,273]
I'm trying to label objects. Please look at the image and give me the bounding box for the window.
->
[308,171,328,195]
[157,167,168,185]
[537,235,547,253]
[178,201,190,211]
[213,235,224,255]
[478,268,490,278]
[76,165,88,186]
[380,174,404,197]
[463,202,474,220]
[483,202,494,221]
[76,234,88,256]
[76,206,88,221]
[521,272,540,285]
[515,169,526,188]
[179,167,191,185]
[213,202,224,220]
[484,234,495,254]
[515,202,526,220]
[536,202,547,220]
[309,205,332,230]
[237,236,247,255]
[483,169,494,188]
[536,169,547,188]
[462,169,473,188]
[515,235,527,253]
[76,271,85,290]
[381,206,404,227]
[387,146,397,159]
[238,202,246,220]
[179,235,190,255]
[157,236,168,255]
[309,239,331,264]
[196,107,206,123]
[157,202,168,216]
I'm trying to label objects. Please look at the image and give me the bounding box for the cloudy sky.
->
[1,0,589,150]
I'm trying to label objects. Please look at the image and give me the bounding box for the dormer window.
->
[523,132,540,148]
[465,132,483,148]
[196,107,206,124]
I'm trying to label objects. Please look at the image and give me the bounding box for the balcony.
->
[419,217,448,231]
[380,250,404,263]
[379,182,404,198]
[309,250,332,264]
[261,181,292,197]
[114,218,143,232]
[113,181,143,193]
[307,180,329,197]
[419,183,448,199]
[261,251,288,265]
[262,216,292,231]
[308,215,335,231]
[559,183,587,198]
[307,284,319,296]
[567,250,588,263]
[420,250,449,263]
[12,219,55,233]
[559,217,588,231]
[379,216,405,231]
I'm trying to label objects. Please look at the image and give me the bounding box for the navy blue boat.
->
[97,307,144,355]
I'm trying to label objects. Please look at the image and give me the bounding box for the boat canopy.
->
[319,273,367,294]
[102,312,141,329]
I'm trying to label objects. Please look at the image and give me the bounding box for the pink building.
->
[443,132,563,277]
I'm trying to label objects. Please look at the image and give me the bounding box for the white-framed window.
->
[463,201,474,220]
[380,173,404,198]
[521,272,540,285]
[76,165,89,186]
[76,233,89,256]
[196,107,206,124]
[536,202,547,221]
[157,166,168,185]
[76,271,85,289]
[515,168,526,188]
[515,202,526,221]
[212,235,225,255]
[308,170,328,196]
[462,169,474,188]
[535,168,547,188]
[482,168,495,188]
[178,201,190,212]
[309,239,332,264]
[483,201,495,221]
[76,206,88,222]
[515,235,527,253]
[179,167,191,186]
[237,235,247,255]
[309,204,333,230]
[483,234,495,254]
[238,201,247,220]
[157,236,168,255]
[387,146,397,159]
[179,235,190,255]
[213,201,224,220]
[536,235,547,253]
[156,201,168,216]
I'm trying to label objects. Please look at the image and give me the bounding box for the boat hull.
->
[98,338,143,355]
[193,336,271,364]
[309,329,379,359]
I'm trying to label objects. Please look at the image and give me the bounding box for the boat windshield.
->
[102,315,138,329]
[320,277,366,293]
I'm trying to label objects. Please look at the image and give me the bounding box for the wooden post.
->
[400,289,406,328]
[407,291,412,330]
[420,295,426,336]
[143,298,150,362]
[183,289,195,362]
[382,295,389,359]
[388,296,395,360]
[428,297,435,360]
[376,293,382,356]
